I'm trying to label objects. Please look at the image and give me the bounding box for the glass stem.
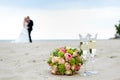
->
[91,56,95,71]
[84,61,87,72]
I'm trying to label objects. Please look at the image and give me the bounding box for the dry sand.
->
[0,40,120,80]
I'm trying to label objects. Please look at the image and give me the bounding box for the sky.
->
[0,0,120,40]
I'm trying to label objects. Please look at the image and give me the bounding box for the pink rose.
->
[52,57,59,63]
[65,53,73,61]
[71,65,80,71]
[51,69,56,74]
[65,70,72,75]
[52,65,57,71]
[58,58,65,64]
[75,65,80,71]
[73,52,78,57]
[71,65,76,71]
[65,62,71,70]
[59,47,66,53]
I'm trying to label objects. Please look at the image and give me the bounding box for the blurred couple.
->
[14,16,33,43]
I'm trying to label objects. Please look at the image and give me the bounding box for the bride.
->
[13,17,30,43]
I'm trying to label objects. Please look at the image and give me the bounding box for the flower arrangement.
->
[47,47,83,75]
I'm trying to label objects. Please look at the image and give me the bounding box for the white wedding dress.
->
[12,22,29,43]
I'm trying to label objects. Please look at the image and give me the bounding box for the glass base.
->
[87,71,98,75]
[80,71,98,77]
[80,71,90,77]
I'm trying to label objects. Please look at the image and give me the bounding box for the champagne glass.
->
[79,34,90,76]
[88,33,98,74]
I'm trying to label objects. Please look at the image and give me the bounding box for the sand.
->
[0,40,120,80]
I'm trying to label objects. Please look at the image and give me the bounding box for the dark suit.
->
[27,20,33,43]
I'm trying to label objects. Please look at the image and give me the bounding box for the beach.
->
[0,40,120,80]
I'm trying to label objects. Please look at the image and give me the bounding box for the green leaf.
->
[66,49,73,54]
[58,51,64,57]
[69,58,75,65]
[47,57,52,64]
[52,49,59,56]
[78,51,82,56]
[57,64,65,74]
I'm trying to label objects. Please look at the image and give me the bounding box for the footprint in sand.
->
[109,56,117,59]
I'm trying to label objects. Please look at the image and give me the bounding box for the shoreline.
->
[0,39,119,43]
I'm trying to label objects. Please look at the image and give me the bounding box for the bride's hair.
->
[23,17,27,27]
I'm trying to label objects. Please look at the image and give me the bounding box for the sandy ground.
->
[0,40,120,80]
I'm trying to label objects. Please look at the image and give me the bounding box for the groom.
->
[27,16,34,43]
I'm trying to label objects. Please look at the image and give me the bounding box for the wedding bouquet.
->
[47,47,83,75]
